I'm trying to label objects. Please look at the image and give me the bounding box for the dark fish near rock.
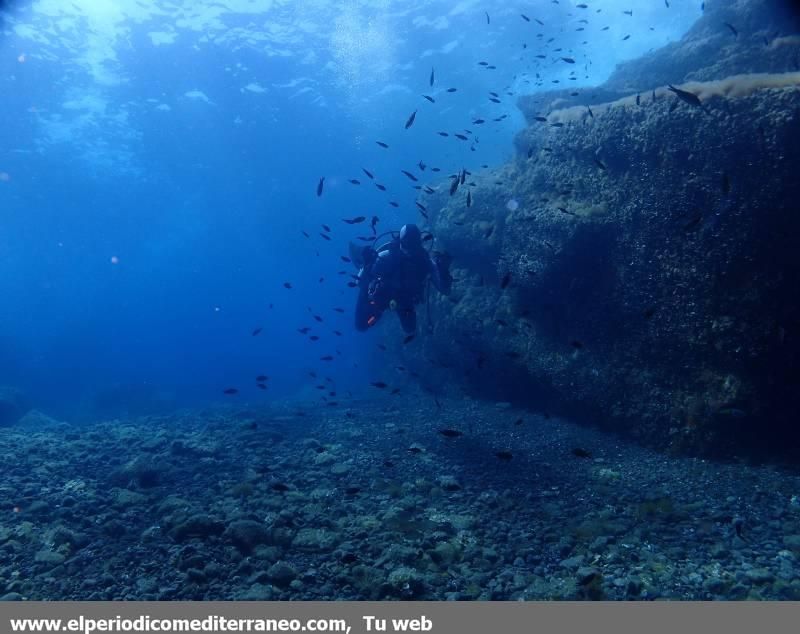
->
[572,447,592,458]
[449,178,459,196]
[466,190,472,208]
[667,84,709,113]
[500,272,511,289]
[439,429,463,438]
[495,451,513,461]
[405,110,417,129]
[594,158,607,171]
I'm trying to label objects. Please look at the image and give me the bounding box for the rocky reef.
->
[410,0,800,457]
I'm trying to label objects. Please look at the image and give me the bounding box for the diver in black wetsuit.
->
[355,224,452,334]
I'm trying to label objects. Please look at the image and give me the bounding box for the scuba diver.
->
[353,224,452,334]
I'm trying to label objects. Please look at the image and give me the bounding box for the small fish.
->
[485,11,490,24]
[251,327,263,336]
[319,233,331,241]
[415,202,427,212]
[514,418,524,426]
[401,170,418,181]
[270,482,290,492]
[342,216,366,224]
[256,383,267,390]
[408,446,423,454]
[594,158,607,171]
[623,10,633,16]
[429,67,435,87]
[223,388,238,395]
[362,168,374,179]
[375,141,389,148]
[667,84,707,112]
[722,172,731,195]
[371,216,379,233]
[550,122,564,128]
[316,177,325,197]
[466,190,472,208]
[500,272,511,289]
[587,106,594,118]
[521,14,530,22]
[489,97,501,103]
[572,447,592,458]
[301,231,310,238]
[422,95,435,103]
[404,110,417,129]
[724,22,738,37]
[449,178,459,196]
[371,381,388,389]
[495,451,513,461]
[320,355,334,361]
[256,375,268,381]
[446,87,458,93]
[344,487,361,496]
[403,334,415,344]
[643,306,656,319]
[375,183,387,191]
[437,131,450,137]
[561,57,575,64]
[389,201,399,208]
[636,94,640,106]
[454,133,468,140]
[283,282,292,289]
[322,224,331,232]
[570,340,584,349]
[439,429,463,438]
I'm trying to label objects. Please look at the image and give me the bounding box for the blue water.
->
[0,0,701,420]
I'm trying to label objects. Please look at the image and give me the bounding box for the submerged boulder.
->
[407,0,800,457]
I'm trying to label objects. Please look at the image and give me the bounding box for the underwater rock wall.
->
[411,0,800,457]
